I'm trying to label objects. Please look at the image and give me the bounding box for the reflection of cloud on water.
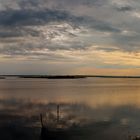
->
[0,98,140,140]
[1,78,140,109]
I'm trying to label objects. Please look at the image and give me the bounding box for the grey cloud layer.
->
[0,0,140,60]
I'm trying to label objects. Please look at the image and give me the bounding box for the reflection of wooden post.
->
[57,105,60,123]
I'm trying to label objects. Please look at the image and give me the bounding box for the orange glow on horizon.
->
[73,67,140,76]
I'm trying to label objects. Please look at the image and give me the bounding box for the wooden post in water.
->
[57,104,60,123]
[40,114,44,127]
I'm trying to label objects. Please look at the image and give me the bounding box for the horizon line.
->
[1,75,140,78]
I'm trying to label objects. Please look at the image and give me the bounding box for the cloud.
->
[90,20,120,33]
[115,6,134,12]
[0,9,75,26]
[0,26,39,38]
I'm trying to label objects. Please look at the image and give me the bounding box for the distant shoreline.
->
[1,75,140,79]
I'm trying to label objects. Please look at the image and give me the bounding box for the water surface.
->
[0,78,140,140]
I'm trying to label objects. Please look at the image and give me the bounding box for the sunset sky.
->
[0,0,140,75]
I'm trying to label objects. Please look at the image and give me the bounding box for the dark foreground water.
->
[0,77,140,140]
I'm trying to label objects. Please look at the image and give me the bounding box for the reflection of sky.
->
[1,99,140,140]
[1,78,140,107]
[0,78,140,139]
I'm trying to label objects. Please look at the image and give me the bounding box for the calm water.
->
[0,77,140,140]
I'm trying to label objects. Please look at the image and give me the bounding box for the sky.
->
[0,0,140,75]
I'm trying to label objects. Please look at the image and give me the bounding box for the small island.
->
[19,75,87,79]
[0,77,5,79]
